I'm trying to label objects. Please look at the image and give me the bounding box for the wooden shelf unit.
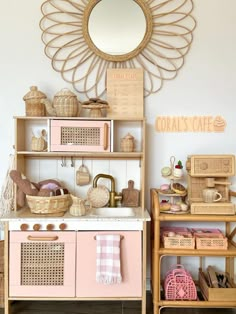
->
[150,188,236,314]
[3,116,149,314]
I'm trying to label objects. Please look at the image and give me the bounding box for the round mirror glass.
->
[88,0,146,55]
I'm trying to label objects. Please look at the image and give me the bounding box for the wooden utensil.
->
[205,178,231,187]
[122,180,139,207]
[207,265,219,288]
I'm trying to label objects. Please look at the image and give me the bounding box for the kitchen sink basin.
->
[90,207,135,217]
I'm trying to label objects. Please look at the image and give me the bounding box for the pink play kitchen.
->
[1,76,150,314]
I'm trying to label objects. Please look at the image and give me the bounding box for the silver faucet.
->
[93,173,122,207]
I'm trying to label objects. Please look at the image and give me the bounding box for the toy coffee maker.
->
[186,155,235,215]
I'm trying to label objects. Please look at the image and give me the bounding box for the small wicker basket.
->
[120,133,135,152]
[26,194,70,215]
[23,86,47,116]
[53,88,79,117]
[31,129,47,152]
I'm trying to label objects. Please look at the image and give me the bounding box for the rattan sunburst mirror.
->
[40,0,196,97]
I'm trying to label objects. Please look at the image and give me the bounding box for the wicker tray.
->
[26,194,70,215]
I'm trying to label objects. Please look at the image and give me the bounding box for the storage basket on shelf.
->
[26,194,70,215]
[23,86,47,116]
[161,227,195,249]
[164,264,197,300]
[199,268,236,301]
[191,228,228,250]
[120,133,135,152]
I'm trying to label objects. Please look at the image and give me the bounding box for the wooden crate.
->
[199,269,236,301]
[191,203,235,215]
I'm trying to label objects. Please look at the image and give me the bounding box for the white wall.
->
[1,0,236,280]
[1,0,236,190]
[145,0,236,200]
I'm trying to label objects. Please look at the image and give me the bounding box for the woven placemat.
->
[87,185,109,208]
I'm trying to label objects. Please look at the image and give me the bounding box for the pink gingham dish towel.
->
[95,234,122,284]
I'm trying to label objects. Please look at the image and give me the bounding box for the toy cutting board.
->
[122,180,139,207]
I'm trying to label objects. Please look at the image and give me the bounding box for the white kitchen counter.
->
[1,207,150,231]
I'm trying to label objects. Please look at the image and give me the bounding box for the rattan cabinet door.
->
[9,231,76,297]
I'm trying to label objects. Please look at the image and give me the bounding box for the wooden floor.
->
[0,293,236,313]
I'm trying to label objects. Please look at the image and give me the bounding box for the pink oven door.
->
[76,231,142,297]
[9,231,76,297]
[50,120,111,152]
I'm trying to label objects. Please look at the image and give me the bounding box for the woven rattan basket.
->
[26,194,70,214]
[23,86,46,116]
[53,88,79,117]
[120,133,135,152]
[31,129,47,152]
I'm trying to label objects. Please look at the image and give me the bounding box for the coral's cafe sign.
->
[155,116,226,133]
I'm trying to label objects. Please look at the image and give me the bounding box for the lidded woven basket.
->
[53,88,79,117]
[23,86,47,116]
[121,133,135,152]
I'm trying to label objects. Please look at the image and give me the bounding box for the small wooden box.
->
[199,270,236,301]
[191,203,235,215]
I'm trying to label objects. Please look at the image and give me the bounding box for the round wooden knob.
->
[59,223,67,230]
[223,159,229,165]
[200,162,208,170]
[20,223,29,231]
[46,224,54,231]
[33,224,41,231]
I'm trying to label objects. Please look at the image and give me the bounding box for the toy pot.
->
[42,88,79,117]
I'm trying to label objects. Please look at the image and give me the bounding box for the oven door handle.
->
[27,235,59,241]
[103,123,108,150]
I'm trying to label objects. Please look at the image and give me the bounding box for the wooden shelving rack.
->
[150,187,236,314]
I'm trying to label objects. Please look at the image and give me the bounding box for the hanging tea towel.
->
[95,234,122,284]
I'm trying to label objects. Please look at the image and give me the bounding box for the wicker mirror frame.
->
[40,0,196,97]
[83,0,153,63]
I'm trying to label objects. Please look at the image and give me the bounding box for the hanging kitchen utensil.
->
[76,164,90,186]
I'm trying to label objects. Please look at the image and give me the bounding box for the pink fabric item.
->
[95,234,122,284]
[40,182,59,190]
